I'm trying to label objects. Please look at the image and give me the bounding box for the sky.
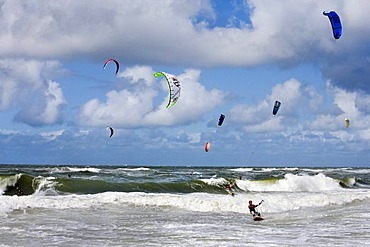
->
[0,0,369,167]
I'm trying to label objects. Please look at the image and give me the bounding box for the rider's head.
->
[249,200,252,204]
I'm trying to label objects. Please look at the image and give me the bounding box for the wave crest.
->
[237,173,343,192]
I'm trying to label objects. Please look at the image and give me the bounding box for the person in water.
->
[225,183,235,196]
[248,200,262,217]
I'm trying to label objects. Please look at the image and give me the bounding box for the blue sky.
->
[0,0,369,166]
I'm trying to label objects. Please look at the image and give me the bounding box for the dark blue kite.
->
[218,114,225,126]
[272,101,281,115]
[323,11,342,39]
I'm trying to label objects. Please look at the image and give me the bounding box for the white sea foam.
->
[33,176,58,196]
[261,167,299,172]
[118,167,151,171]
[1,188,370,216]
[1,192,369,247]
[237,173,343,192]
[199,177,228,186]
[340,168,370,174]
[0,174,21,195]
[229,168,254,172]
[66,167,101,173]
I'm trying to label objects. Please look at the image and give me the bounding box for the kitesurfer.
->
[225,183,235,196]
[248,200,262,217]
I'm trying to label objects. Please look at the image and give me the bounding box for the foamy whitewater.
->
[1,165,370,246]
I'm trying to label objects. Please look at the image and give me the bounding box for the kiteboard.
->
[227,190,235,196]
[253,216,264,221]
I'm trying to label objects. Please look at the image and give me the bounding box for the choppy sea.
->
[1,165,370,246]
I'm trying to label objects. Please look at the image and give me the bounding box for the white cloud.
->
[0,59,66,126]
[0,0,368,93]
[243,116,284,133]
[144,69,226,126]
[329,81,361,118]
[119,66,156,86]
[40,129,64,141]
[78,66,227,128]
[268,79,303,113]
[229,78,313,132]
[0,1,367,64]
[78,88,157,128]
[309,81,370,135]
[39,80,66,124]
[228,77,370,150]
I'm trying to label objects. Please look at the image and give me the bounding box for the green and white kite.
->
[154,72,181,108]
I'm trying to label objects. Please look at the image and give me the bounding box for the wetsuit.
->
[248,204,260,216]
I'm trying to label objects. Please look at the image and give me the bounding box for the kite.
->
[345,118,350,128]
[103,58,120,75]
[323,11,342,39]
[107,126,114,137]
[272,101,281,115]
[154,72,181,108]
[218,114,225,126]
[205,142,211,152]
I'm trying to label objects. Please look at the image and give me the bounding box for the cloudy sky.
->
[0,0,369,166]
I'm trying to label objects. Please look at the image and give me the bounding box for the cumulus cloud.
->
[228,77,370,149]
[0,59,66,126]
[14,80,66,126]
[0,0,364,63]
[1,0,368,93]
[40,129,64,141]
[78,66,227,128]
[309,81,370,134]
[229,78,318,132]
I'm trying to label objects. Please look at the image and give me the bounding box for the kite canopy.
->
[272,101,281,115]
[103,58,120,75]
[323,11,342,39]
[218,114,225,126]
[345,118,350,128]
[205,142,211,152]
[107,126,114,137]
[154,72,181,108]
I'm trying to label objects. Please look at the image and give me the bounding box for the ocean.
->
[1,165,370,246]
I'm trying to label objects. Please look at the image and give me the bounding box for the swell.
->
[0,174,228,195]
[1,174,36,196]
[55,178,225,194]
[1,172,369,196]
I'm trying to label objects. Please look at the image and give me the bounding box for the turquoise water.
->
[1,165,370,246]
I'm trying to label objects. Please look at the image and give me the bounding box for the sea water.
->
[0,165,370,246]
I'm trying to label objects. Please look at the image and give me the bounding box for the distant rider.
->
[225,183,235,196]
[248,200,262,217]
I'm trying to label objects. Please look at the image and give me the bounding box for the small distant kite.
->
[218,114,225,126]
[103,58,120,75]
[345,118,350,128]
[323,11,342,39]
[205,142,211,152]
[154,72,181,108]
[272,101,281,115]
[107,126,114,137]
